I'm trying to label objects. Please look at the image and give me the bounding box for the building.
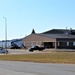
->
[0,39,22,49]
[22,29,75,49]
[0,40,11,48]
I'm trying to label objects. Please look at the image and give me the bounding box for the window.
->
[67,42,69,46]
[73,42,75,46]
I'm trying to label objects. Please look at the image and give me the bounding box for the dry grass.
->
[0,52,75,64]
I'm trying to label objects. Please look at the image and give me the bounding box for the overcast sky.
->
[0,0,75,40]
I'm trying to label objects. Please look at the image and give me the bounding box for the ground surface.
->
[7,49,44,54]
[0,61,75,75]
[3,49,75,55]
[0,49,75,63]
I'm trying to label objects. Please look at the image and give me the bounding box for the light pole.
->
[3,17,7,52]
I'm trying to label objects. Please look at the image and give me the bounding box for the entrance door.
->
[44,42,54,48]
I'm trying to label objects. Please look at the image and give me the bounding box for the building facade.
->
[22,29,75,49]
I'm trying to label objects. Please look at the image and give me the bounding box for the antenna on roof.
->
[65,27,69,36]
[70,28,72,30]
[66,27,67,30]
[70,28,72,33]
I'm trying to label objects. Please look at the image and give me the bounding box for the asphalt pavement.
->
[0,61,75,75]
[6,49,45,55]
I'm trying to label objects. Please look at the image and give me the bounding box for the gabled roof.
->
[38,33,75,39]
[37,29,75,39]
[42,29,75,35]
[23,29,75,40]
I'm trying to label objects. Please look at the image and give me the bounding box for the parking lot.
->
[8,49,28,54]
[1,49,45,55]
[0,49,28,55]
[0,49,75,55]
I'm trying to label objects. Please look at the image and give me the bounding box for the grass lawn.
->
[0,52,75,64]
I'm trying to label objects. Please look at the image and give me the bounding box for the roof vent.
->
[70,28,72,33]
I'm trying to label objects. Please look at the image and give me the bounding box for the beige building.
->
[22,29,75,49]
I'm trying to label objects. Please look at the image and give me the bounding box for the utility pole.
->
[3,17,7,54]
